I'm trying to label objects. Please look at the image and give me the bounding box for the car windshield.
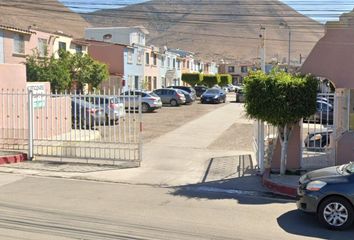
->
[344,162,354,174]
[205,89,219,94]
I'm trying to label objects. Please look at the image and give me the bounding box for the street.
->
[0,175,352,240]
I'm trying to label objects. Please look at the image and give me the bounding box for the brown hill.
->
[83,0,324,63]
[0,0,89,37]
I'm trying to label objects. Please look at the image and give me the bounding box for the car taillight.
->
[109,103,116,109]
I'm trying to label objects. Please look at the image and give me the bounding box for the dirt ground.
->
[142,99,228,143]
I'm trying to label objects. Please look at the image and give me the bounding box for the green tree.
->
[202,74,220,88]
[181,73,202,86]
[26,49,109,92]
[244,70,317,174]
[218,74,232,86]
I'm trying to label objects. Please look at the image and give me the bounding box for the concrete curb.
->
[262,168,297,198]
[0,152,27,165]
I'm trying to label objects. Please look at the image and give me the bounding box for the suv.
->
[153,88,186,106]
[167,86,196,101]
[193,85,208,97]
[122,90,162,113]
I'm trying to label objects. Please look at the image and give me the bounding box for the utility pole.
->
[258,26,266,174]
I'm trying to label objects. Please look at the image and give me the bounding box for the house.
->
[85,26,148,91]
[51,31,88,58]
[158,48,182,87]
[84,40,126,91]
[218,62,254,85]
[144,45,159,90]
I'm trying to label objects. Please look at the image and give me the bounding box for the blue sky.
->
[59,0,354,23]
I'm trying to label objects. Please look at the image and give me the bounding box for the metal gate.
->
[0,88,142,165]
[301,93,335,169]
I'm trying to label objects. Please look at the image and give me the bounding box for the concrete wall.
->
[0,64,27,89]
[0,30,4,64]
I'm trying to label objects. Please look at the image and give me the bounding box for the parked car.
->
[83,96,125,124]
[71,97,105,129]
[227,84,236,92]
[153,88,186,106]
[222,86,229,93]
[304,100,333,124]
[297,162,354,230]
[200,88,226,104]
[177,89,194,104]
[304,130,332,150]
[167,86,196,101]
[194,85,208,97]
[235,86,245,103]
[122,90,162,113]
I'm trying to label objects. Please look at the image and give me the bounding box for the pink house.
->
[144,46,159,90]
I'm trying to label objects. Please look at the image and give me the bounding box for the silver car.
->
[122,90,162,113]
[153,88,186,106]
[88,96,126,124]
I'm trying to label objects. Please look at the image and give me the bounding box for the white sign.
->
[27,83,46,108]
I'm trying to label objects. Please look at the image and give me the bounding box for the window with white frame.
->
[137,50,142,64]
[13,33,25,54]
[145,52,150,65]
[38,38,47,57]
[127,49,133,64]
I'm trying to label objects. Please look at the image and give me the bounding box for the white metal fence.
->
[0,88,142,165]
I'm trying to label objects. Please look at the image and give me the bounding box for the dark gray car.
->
[167,86,196,101]
[297,163,354,230]
[71,97,105,129]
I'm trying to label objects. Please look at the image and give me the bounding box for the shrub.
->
[218,74,232,86]
[182,73,202,86]
[202,74,220,87]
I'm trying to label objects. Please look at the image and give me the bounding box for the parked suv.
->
[122,90,162,113]
[193,85,208,97]
[153,88,186,106]
[167,86,196,102]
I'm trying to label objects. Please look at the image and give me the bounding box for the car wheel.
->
[170,99,178,107]
[318,196,354,230]
[142,103,150,113]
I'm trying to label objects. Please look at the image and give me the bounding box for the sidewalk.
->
[262,168,299,198]
[0,102,299,200]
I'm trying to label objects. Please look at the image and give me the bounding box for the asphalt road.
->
[0,175,353,240]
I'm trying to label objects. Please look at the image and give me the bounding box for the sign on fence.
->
[27,83,46,108]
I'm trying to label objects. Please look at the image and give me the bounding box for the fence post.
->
[138,93,143,166]
[258,120,265,173]
[28,90,34,160]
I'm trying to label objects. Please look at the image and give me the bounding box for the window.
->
[182,60,185,68]
[58,41,67,51]
[137,50,142,64]
[167,57,171,68]
[187,61,189,68]
[153,53,157,66]
[75,45,83,54]
[177,60,180,70]
[228,66,235,73]
[38,38,47,57]
[173,59,176,68]
[241,66,248,73]
[127,49,133,64]
[145,52,150,65]
[161,56,165,67]
[13,34,25,54]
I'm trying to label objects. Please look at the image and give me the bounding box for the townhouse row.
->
[0,24,218,92]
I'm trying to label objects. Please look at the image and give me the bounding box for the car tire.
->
[317,196,354,230]
[142,103,150,113]
[170,99,178,107]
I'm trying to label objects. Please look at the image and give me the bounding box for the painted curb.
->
[262,168,297,198]
[0,153,27,165]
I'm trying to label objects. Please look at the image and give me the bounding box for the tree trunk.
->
[279,124,292,175]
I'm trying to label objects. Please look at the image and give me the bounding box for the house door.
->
[0,31,4,64]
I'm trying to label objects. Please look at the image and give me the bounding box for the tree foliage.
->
[182,73,202,86]
[202,74,220,88]
[218,74,232,86]
[244,70,318,126]
[26,50,109,92]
